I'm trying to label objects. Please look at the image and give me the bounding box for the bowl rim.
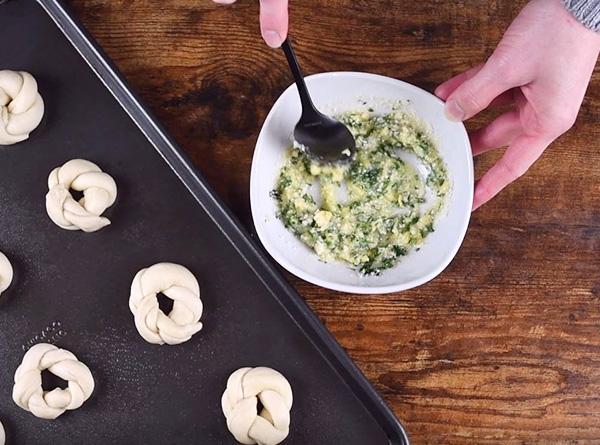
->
[250,71,474,294]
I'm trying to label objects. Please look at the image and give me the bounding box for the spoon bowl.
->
[282,39,356,163]
[293,111,356,162]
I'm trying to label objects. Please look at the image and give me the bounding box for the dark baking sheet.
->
[0,1,409,444]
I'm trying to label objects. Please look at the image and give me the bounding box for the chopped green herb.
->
[273,108,450,274]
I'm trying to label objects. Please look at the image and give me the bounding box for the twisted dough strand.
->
[0,251,12,296]
[129,263,203,345]
[45,159,117,232]
[0,70,44,145]
[12,343,94,420]
[222,367,293,445]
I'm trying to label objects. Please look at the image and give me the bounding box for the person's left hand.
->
[212,0,289,48]
[435,0,600,210]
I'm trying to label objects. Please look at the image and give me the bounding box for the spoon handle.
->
[281,38,318,117]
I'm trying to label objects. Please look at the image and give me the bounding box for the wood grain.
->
[67,0,600,443]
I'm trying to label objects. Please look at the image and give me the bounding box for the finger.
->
[473,135,550,210]
[434,64,484,100]
[435,67,518,107]
[259,0,289,48]
[469,110,522,156]
[444,58,516,122]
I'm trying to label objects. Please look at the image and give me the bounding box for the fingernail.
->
[445,99,465,122]
[263,30,283,48]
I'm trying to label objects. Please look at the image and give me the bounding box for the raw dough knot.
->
[45,159,117,232]
[129,262,203,345]
[0,70,44,145]
[0,251,13,296]
[12,343,95,420]
[221,367,293,445]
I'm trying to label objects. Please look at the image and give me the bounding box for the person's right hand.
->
[212,0,289,48]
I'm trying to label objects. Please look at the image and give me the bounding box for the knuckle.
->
[479,124,495,145]
[497,158,528,181]
[490,56,512,81]
[534,109,577,137]
[459,87,483,113]
[550,109,578,135]
[525,104,578,138]
[488,50,518,85]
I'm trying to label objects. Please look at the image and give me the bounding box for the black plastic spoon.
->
[281,38,356,163]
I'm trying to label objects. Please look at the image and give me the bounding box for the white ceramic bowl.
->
[250,72,473,294]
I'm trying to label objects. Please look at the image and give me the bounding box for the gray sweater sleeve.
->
[563,0,600,32]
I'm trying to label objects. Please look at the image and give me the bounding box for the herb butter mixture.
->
[273,109,450,275]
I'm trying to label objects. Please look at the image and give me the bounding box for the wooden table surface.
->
[68,1,600,443]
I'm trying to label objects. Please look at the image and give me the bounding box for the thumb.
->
[444,57,514,122]
[259,0,289,48]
